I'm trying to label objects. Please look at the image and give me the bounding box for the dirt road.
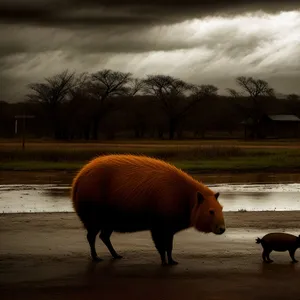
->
[1,212,300,300]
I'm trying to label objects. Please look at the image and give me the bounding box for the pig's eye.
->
[209,209,215,215]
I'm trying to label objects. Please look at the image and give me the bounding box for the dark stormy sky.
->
[0,0,300,102]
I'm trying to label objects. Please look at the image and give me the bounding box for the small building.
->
[242,114,300,139]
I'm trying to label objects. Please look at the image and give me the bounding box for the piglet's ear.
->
[215,192,220,200]
[197,192,205,205]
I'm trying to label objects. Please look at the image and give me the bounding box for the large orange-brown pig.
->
[71,154,226,265]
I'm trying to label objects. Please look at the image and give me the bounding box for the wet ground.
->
[1,170,300,299]
[1,212,300,300]
[1,181,300,213]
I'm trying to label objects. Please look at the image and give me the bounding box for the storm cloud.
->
[0,0,299,102]
[1,0,300,28]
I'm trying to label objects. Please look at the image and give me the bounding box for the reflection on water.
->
[193,173,300,185]
[217,191,299,212]
[0,182,299,213]
[0,185,70,213]
[260,260,298,275]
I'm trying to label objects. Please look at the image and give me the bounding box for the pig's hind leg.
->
[288,248,298,263]
[100,228,123,259]
[87,228,103,262]
[262,248,273,263]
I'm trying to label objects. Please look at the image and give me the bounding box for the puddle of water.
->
[194,173,300,185]
[0,184,71,213]
[0,183,299,213]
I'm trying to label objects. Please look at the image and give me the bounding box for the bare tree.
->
[67,72,96,140]
[127,78,145,96]
[227,76,275,139]
[27,70,78,105]
[27,70,78,139]
[229,76,274,98]
[142,75,191,139]
[86,69,135,139]
[143,75,218,139]
[180,84,219,139]
[90,69,132,99]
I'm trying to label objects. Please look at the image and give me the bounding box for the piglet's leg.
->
[263,249,273,263]
[289,249,298,263]
[262,250,268,262]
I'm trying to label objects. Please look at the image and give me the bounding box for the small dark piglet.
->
[256,232,300,263]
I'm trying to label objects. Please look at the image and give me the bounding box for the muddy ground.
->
[1,211,300,300]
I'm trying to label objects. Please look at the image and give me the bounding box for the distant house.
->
[242,114,300,139]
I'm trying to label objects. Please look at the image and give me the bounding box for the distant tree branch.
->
[27,70,77,107]
[90,69,133,102]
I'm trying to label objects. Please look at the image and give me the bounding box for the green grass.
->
[0,161,84,171]
[1,140,300,173]
[175,155,300,172]
[1,156,300,173]
[0,145,246,162]
[1,151,300,173]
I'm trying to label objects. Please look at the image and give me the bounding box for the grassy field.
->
[1,139,300,173]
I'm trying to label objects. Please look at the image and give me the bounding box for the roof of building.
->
[241,114,300,125]
[267,115,300,122]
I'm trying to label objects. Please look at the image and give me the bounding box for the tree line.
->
[1,69,299,140]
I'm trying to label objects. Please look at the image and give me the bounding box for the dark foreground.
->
[1,212,300,300]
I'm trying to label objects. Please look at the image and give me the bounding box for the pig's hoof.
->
[92,256,103,262]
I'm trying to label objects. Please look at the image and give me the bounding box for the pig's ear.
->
[215,192,220,200]
[197,192,205,205]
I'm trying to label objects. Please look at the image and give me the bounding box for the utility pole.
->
[14,115,35,150]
